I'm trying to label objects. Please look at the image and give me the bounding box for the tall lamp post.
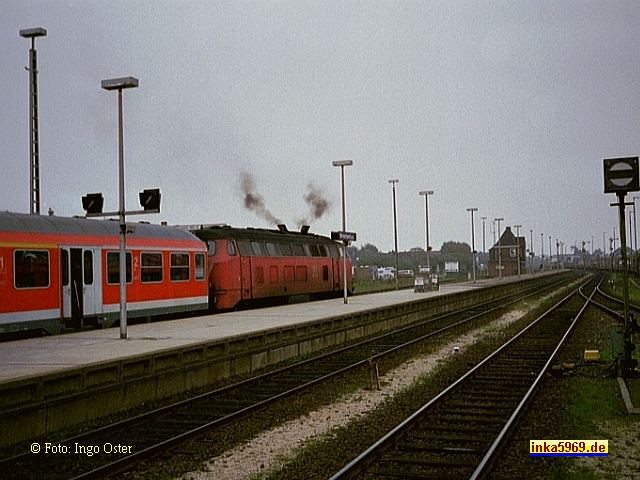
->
[514,224,522,277]
[467,208,478,283]
[332,160,353,304]
[419,190,434,271]
[481,216,487,277]
[389,179,399,290]
[102,76,139,339]
[540,232,544,270]
[495,218,503,279]
[20,27,47,215]
[530,229,534,273]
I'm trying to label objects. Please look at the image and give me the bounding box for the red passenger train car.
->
[192,224,353,310]
[0,211,208,336]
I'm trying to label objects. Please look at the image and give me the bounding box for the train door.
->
[240,255,252,299]
[81,249,101,318]
[60,247,101,326]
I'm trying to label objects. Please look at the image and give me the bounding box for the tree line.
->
[347,241,488,275]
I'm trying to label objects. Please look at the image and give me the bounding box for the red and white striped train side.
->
[0,211,208,336]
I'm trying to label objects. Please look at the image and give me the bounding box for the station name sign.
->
[331,230,357,242]
[604,157,640,194]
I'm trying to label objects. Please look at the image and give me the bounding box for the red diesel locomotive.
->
[0,211,208,336]
[192,224,353,310]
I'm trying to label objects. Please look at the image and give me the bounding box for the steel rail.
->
[329,274,597,480]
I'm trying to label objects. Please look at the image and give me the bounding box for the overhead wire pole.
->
[20,27,47,215]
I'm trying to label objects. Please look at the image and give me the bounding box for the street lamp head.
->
[20,27,47,38]
[332,160,353,167]
[419,190,434,196]
[467,207,478,212]
[495,217,503,222]
[101,76,139,91]
[389,179,399,184]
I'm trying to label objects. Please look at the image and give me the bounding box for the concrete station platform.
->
[0,283,472,384]
[0,272,566,447]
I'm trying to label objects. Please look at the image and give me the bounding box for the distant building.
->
[488,226,526,277]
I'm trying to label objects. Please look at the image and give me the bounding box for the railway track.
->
[587,277,640,320]
[0,273,577,479]
[329,274,600,480]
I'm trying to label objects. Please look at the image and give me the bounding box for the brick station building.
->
[488,226,526,277]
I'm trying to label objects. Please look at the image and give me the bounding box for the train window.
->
[291,244,305,256]
[265,242,279,256]
[237,240,252,256]
[170,253,190,281]
[84,251,93,285]
[14,250,49,289]
[328,245,340,258]
[61,249,69,286]
[319,245,330,257]
[279,243,293,256]
[195,253,206,280]
[308,244,322,257]
[251,241,265,256]
[141,252,163,283]
[106,252,132,284]
[207,241,216,256]
[295,266,308,281]
[227,240,237,256]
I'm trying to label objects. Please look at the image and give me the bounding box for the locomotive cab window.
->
[141,252,163,283]
[227,240,237,256]
[14,250,50,289]
[106,252,132,284]
[207,240,216,256]
[171,253,190,281]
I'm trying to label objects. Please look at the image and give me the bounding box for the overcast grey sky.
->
[2,1,640,255]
